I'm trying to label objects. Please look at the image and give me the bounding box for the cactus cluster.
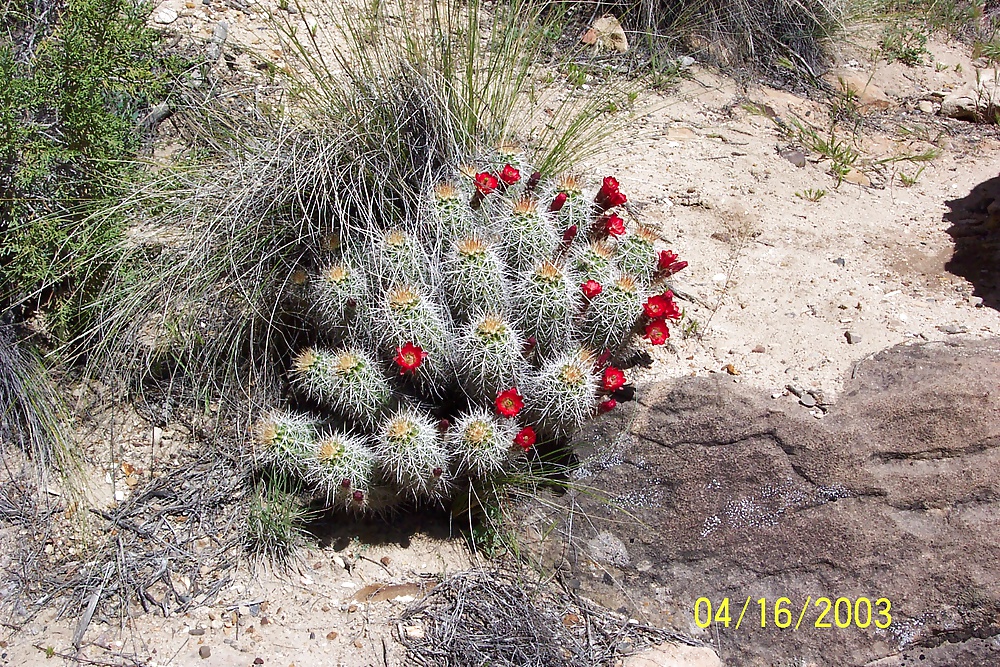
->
[253,149,688,514]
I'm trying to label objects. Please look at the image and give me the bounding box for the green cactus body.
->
[432,182,475,244]
[617,226,659,286]
[375,409,450,500]
[571,241,617,283]
[550,174,590,239]
[456,313,526,404]
[499,198,558,275]
[305,433,376,509]
[255,412,320,475]
[449,409,517,479]
[579,274,643,354]
[374,229,432,289]
[311,262,369,343]
[527,348,598,438]
[380,285,453,397]
[442,235,507,322]
[514,260,578,358]
[290,348,392,430]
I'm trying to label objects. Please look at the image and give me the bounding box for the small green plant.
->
[898,166,925,187]
[796,188,827,202]
[242,471,311,563]
[880,24,929,66]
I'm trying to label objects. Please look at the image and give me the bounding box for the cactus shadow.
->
[944,174,1000,311]
[306,506,455,550]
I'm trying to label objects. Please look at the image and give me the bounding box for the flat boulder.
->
[522,339,1000,666]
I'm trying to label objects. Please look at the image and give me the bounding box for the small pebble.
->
[254,658,264,665]
[771,391,783,399]
[309,631,315,640]
[799,393,817,408]
[752,345,765,353]
[347,604,358,613]
[938,324,967,334]
[380,556,392,566]
[326,631,338,640]
[845,331,861,344]
[404,625,425,640]
[199,646,211,659]
[968,296,984,307]
[189,628,206,636]
[833,257,846,267]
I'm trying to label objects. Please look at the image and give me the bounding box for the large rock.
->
[939,72,1000,122]
[522,339,1000,667]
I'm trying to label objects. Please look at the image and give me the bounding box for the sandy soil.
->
[4,2,1000,665]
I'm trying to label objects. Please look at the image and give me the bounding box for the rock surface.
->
[523,339,1000,667]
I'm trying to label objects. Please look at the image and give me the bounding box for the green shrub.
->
[0,0,179,337]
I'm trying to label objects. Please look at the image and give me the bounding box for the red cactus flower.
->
[602,366,626,392]
[595,176,627,210]
[499,164,521,185]
[598,399,617,414]
[495,388,524,418]
[661,293,681,320]
[581,280,603,299]
[643,295,670,319]
[657,250,688,276]
[604,214,626,237]
[549,192,568,212]
[514,426,536,451]
[644,319,670,345]
[394,341,427,374]
[474,172,499,195]
[596,349,611,370]
[562,224,578,244]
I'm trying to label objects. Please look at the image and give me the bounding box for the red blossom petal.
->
[602,366,626,392]
[581,280,603,299]
[514,426,537,451]
[643,295,669,319]
[499,164,521,185]
[475,172,499,195]
[495,388,524,418]
[599,399,617,414]
[394,341,427,373]
[644,319,670,345]
[604,214,626,237]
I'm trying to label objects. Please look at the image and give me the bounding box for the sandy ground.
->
[3,2,1000,665]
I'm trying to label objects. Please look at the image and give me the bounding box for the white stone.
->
[153,8,178,24]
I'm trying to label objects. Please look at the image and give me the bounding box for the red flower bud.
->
[523,336,537,353]
[549,192,568,212]
[437,418,451,433]
[562,224,578,244]
[432,467,443,478]
[599,399,617,413]
[596,349,611,370]
[581,280,603,299]
[499,164,520,186]
[526,171,541,192]
[341,478,352,489]
[352,490,365,504]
